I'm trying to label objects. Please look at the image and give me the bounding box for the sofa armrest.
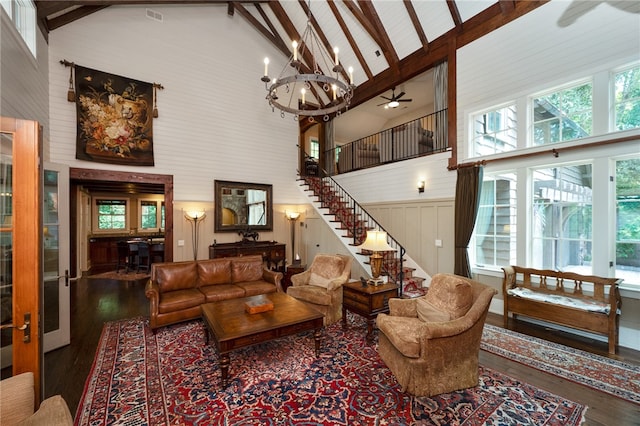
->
[145,280,160,329]
[19,395,73,426]
[262,268,284,292]
[388,298,418,317]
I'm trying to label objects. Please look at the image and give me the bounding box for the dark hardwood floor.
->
[44,277,639,425]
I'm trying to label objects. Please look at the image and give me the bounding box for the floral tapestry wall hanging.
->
[75,65,155,166]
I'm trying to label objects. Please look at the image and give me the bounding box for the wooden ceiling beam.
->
[326,0,372,80]
[404,0,429,53]
[45,5,109,31]
[230,2,289,57]
[357,0,399,73]
[446,0,463,29]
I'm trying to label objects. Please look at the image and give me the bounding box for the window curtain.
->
[433,61,448,150]
[454,165,484,278]
[324,120,335,176]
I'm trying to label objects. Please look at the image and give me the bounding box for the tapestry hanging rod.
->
[59,59,164,90]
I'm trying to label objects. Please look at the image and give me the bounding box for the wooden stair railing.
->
[300,163,426,295]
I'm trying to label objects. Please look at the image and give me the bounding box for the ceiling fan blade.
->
[377,102,389,107]
[380,96,392,101]
[398,98,412,102]
[394,91,406,100]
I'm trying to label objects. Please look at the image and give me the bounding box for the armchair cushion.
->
[376,316,422,358]
[309,254,345,279]
[18,395,73,426]
[416,297,450,323]
[424,274,473,319]
[309,272,332,289]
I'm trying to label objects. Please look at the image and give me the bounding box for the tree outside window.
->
[97,200,126,230]
[616,157,640,285]
[533,83,592,145]
[140,201,158,229]
[614,64,640,131]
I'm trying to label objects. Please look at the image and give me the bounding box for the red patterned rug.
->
[481,324,640,404]
[75,316,587,425]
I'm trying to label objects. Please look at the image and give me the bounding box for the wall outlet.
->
[435,239,443,247]
[178,240,185,247]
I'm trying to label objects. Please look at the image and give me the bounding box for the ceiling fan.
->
[377,87,412,108]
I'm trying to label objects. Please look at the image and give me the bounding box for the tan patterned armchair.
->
[286,253,353,325]
[376,273,497,396]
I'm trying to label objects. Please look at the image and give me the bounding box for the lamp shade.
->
[358,230,395,252]
[185,211,205,221]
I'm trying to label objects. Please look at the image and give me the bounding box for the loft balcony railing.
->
[323,109,448,176]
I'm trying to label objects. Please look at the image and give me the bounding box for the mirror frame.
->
[214,180,273,233]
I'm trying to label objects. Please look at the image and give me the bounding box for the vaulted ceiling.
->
[36,0,546,115]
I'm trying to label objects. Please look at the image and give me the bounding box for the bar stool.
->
[127,242,139,272]
[150,243,164,264]
[116,241,129,273]
[136,242,151,273]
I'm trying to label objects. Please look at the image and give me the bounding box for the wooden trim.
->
[450,134,639,170]
[2,117,43,404]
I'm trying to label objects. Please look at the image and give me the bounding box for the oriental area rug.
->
[481,324,640,404]
[75,316,586,425]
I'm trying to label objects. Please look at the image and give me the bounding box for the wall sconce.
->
[285,211,301,264]
[184,210,206,260]
[357,230,396,286]
[417,179,425,193]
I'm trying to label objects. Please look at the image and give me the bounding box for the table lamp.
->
[357,230,395,285]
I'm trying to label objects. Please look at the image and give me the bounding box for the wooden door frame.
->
[2,117,43,403]
[69,168,174,275]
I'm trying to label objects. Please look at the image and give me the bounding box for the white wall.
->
[47,4,306,205]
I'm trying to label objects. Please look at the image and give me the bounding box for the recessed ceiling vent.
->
[146,9,163,22]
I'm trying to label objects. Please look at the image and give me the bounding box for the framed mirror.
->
[214,180,273,232]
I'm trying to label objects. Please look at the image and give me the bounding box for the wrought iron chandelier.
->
[261,5,355,122]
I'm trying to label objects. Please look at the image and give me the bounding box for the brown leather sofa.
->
[145,255,283,330]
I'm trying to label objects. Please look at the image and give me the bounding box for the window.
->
[96,199,127,231]
[533,82,592,145]
[471,105,517,156]
[310,138,319,159]
[473,172,517,268]
[531,164,592,272]
[615,157,640,286]
[140,200,158,229]
[2,0,36,57]
[613,64,640,131]
[161,202,165,229]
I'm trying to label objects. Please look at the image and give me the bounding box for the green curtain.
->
[454,165,483,277]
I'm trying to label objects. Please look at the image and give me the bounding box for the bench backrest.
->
[502,265,622,307]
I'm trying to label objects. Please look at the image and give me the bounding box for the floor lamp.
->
[358,230,395,285]
[286,211,300,264]
[185,210,206,260]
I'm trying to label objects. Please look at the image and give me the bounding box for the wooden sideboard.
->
[209,241,286,271]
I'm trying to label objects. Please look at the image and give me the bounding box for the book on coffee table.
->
[244,299,274,314]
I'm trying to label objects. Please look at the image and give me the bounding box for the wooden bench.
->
[502,266,622,354]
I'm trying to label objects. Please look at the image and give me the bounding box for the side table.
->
[342,280,399,342]
[282,264,306,292]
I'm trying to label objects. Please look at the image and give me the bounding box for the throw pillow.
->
[416,297,450,322]
[424,274,474,319]
[309,272,332,289]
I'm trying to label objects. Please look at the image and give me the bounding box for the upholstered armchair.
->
[0,372,73,426]
[376,273,497,396]
[286,253,353,325]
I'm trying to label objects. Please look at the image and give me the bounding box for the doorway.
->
[69,168,174,277]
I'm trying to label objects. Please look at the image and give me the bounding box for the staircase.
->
[298,172,429,296]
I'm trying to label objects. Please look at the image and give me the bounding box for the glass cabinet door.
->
[0,133,13,369]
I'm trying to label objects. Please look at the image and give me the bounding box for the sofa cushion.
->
[155,262,198,293]
[425,274,473,319]
[197,259,232,286]
[199,284,245,302]
[235,280,278,297]
[416,297,450,322]
[231,257,264,283]
[376,315,422,358]
[158,288,205,314]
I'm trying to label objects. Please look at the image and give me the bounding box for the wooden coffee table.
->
[201,292,324,388]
